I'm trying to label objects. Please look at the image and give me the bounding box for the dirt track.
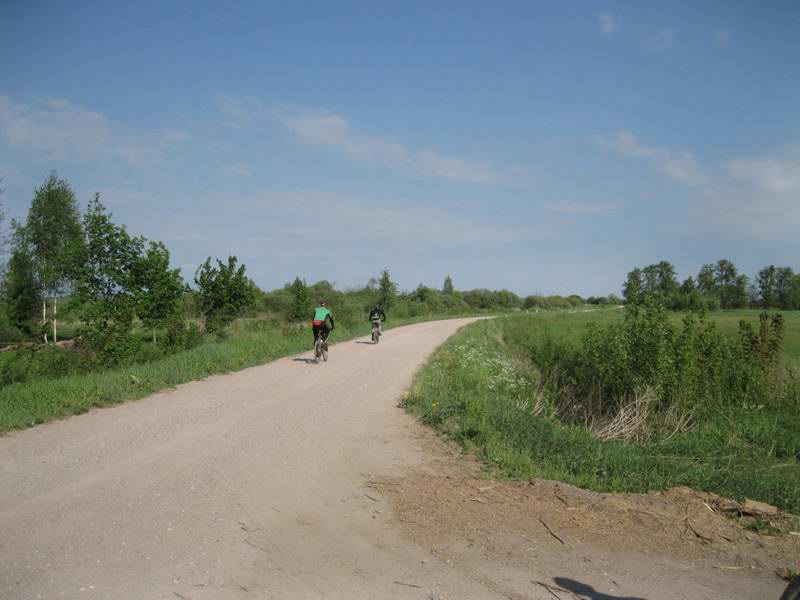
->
[0,318,793,599]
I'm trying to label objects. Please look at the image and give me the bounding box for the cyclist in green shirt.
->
[312,300,335,347]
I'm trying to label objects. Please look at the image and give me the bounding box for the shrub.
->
[160,312,204,353]
[509,304,798,438]
[79,321,142,368]
[0,345,85,385]
[194,256,255,335]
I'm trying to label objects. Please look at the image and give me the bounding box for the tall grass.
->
[0,314,456,433]
[403,312,800,512]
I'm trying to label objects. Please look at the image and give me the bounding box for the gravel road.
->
[0,318,788,600]
[2,318,513,599]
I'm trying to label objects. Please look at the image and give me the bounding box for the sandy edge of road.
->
[0,317,795,600]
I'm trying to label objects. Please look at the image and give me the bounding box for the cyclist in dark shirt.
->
[369,304,386,336]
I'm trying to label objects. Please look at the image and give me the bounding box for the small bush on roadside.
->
[0,345,86,385]
[159,312,205,353]
[79,322,142,368]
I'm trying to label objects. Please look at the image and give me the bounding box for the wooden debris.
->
[537,517,566,545]
[393,580,422,588]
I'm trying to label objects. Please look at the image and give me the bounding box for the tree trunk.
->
[53,296,58,344]
[153,329,157,344]
[42,298,48,344]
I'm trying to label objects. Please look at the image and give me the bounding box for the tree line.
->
[265,270,598,325]
[623,259,800,310]
[0,173,603,367]
[1,173,254,363]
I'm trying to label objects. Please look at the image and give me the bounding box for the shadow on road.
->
[354,341,375,345]
[292,358,316,364]
[532,578,646,600]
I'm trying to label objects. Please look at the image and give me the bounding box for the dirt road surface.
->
[0,318,791,599]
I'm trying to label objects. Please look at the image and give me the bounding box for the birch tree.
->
[17,173,84,343]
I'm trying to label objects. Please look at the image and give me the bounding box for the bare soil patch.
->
[374,425,799,599]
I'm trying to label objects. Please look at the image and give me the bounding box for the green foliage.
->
[289,276,309,321]
[463,288,520,309]
[377,268,397,309]
[0,345,86,386]
[159,311,204,353]
[404,315,800,512]
[76,196,144,365]
[194,255,255,335]
[523,304,795,428]
[134,241,185,339]
[442,274,454,295]
[3,246,41,334]
[757,265,800,310]
[15,173,84,297]
[624,258,756,311]
[261,273,558,327]
[11,173,84,343]
[523,294,583,310]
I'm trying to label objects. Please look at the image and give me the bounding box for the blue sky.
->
[1,1,798,296]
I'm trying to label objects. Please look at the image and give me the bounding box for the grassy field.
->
[404,309,800,513]
[520,308,800,361]
[0,313,469,434]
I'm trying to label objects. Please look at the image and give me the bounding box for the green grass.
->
[403,313,800,513]
[0,314,471,434]
[517,307,800,357]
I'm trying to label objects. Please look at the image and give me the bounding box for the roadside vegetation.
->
[404,307,800,514]
[0,174,582,432]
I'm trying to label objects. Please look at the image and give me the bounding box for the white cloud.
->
[0,95,189,166]
[716,30,731,48]
[147,188,530,263]
[599,13,618,35]
[596,131,708,185]
[725,154,800,194]
[693,185,800,242]
[267,106,508,184]
[684,149,800,241]
[545,200,622,215]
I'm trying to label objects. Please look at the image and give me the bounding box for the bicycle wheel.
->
[781,578,800,600]
[372,327,379,344]
[321,340,328,362]
[314,338,322,363]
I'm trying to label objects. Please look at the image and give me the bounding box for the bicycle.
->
[314,330,330,363]
[371,319,382,344]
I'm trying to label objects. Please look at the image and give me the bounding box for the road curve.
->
[1,318,513,600]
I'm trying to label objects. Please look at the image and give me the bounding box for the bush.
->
[194,256,255,335]
[404,316,800,512]
[509,304,798,437]
[79,321,142,368]
[0,345,85,385]
[160,313,204,353]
